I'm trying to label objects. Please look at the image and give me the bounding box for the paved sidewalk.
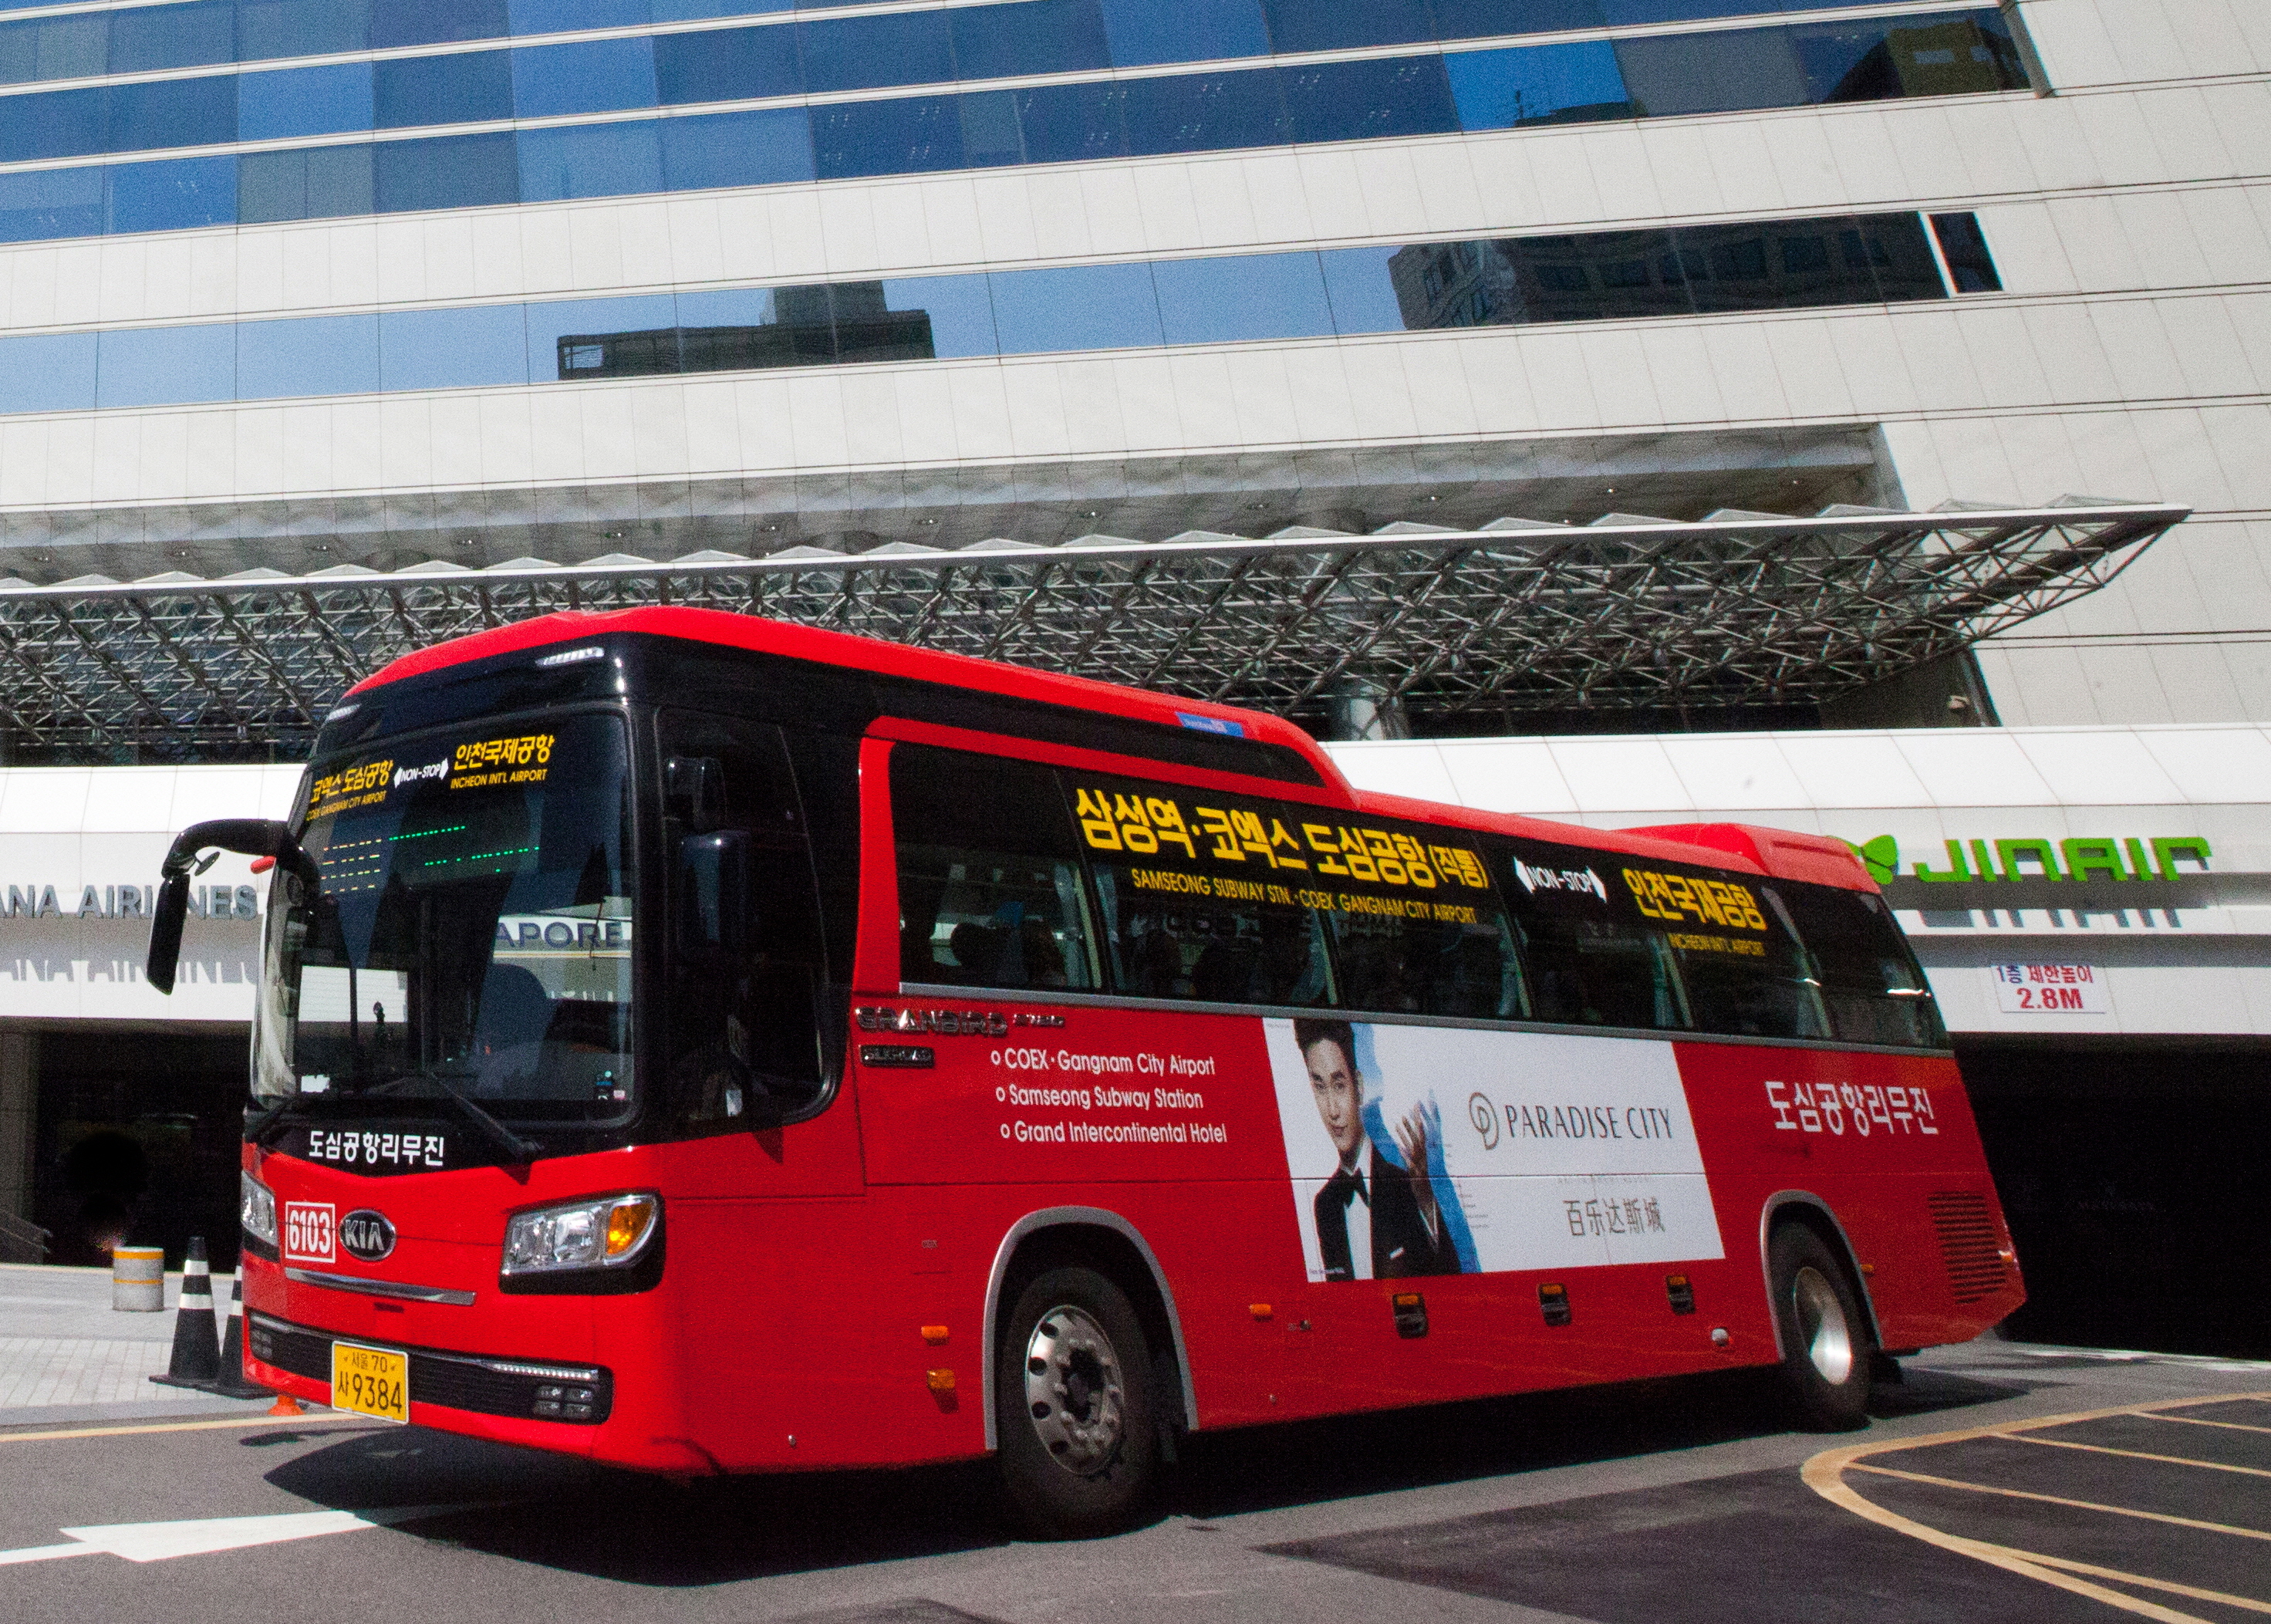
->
[0,1263,271,1426]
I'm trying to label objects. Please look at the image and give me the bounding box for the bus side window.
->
[1514,914,1686,1030]
[1063,770,1335,1009]
[889,745,1100,992]
[1332,845,1525,1020]
[1497,842,1686,1031]
[659,711,827,1126]
[1090,864,1335,1008]
[1671,879,1827,1041]
[1774,883,1948,1048]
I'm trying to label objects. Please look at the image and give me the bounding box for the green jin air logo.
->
[1843,835,2213,885]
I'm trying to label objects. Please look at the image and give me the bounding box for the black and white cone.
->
[150,1235,221,1389]
[204,1274,271,1399]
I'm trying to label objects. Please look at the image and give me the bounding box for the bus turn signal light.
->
[605,1197,656,1259]
[926,1369,956,1393]
[921,1325,950,1345]
[1540,1283,1571,1327]
[1249,1304,1273,1321]
[1665,1274,1696,1315]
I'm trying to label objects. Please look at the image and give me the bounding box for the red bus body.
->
[235,608,2022,1474]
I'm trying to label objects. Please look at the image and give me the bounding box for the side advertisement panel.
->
[1265,1017,1725,1284]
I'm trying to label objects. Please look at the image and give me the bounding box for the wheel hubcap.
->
[1792,1265,1853,1384]
[1021,1305,1125,1476]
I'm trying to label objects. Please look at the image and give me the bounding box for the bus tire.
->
[995,1265,1160,1539]
[1767,1222,1873,1432]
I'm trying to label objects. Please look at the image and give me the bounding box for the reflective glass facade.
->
[0,8,2022,241]
[0,0,1948,85]
[0,211,1959,413]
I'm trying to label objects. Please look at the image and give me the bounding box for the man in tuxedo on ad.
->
[1296,1018,1459,1280]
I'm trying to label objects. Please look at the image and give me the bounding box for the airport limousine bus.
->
[146,608,2021,1536]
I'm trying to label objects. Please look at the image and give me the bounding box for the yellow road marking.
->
[2142,1411,2271,1437]
[0,1413,366,1445]
[2004,1431,2271,1478]
[1803,1389,2271,1624]
[1802,1459,2212,1624]
[1850,1461,2271,1541]
[2020,1552,2271,1616]
[1836,1389,2271,1453]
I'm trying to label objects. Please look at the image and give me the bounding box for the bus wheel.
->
[1767,1223,1873,1432]
[995,1265,1159,1538]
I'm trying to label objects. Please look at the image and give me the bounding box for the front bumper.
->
[249,1311,614,1425]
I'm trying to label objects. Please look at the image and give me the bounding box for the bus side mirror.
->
[146,818,314,996]
[677,831,748,961]
[147,871,192,996]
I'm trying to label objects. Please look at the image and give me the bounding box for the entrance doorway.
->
[1959,1036,2271,1359]
[29,1025,249,1269]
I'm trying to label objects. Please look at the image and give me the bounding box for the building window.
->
[1929,211,2003,292]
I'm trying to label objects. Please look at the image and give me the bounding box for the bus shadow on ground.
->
[258,1363,2031,1585]
[1170,1362,2026,1519]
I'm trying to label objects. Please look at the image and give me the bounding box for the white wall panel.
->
[2141,728,2271,802]
[1347,148,1434,241]
[1657,735,1808,811]
[1696,123,1782,216]
[1057,356,1136,454]
[1333,741,1458,803]
[1760,319,1856,421]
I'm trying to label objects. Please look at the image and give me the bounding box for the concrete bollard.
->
[113,1245,165,1312]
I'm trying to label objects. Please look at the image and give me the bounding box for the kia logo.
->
[339,1210,396,1263]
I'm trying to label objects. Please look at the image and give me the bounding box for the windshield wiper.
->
[364,1075,538,1164]
[245,1089,366,1146]
[245,1095,295,1146]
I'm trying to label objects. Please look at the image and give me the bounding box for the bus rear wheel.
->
[995,1265,1160,1539]
[1767,1223,1874,1432]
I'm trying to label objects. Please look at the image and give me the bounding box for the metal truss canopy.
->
[0,501,2185,758]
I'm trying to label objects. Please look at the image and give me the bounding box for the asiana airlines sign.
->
[0,881,258,921]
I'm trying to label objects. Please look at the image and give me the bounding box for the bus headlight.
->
[501,1194,660,1277]
[241,1171,278,1249]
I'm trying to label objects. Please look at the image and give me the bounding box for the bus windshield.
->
[254,713,634,1119]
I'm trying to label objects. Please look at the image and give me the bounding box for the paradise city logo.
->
[1841,834,2212,886]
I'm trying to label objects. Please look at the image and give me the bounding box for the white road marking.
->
[0,1543,100,1567]
[0,1504,464,1567]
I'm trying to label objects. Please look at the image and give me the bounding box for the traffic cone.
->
[149,1236,221,1389]
[202,1275,270,1399]
[268,1391,305,1416]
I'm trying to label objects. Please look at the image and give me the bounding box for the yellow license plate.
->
[329,1341,410,1424]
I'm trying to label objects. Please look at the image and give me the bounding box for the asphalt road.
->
[3,1340,2266,1624]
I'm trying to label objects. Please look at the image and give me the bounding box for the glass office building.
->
[0,0,2251,727]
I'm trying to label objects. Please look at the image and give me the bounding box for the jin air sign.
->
[1845,834,2211,885]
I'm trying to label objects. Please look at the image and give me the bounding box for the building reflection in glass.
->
[1387,214,1945,333]
[556,282,934,380]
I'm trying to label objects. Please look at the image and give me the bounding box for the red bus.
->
[147,608,2021,1536]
